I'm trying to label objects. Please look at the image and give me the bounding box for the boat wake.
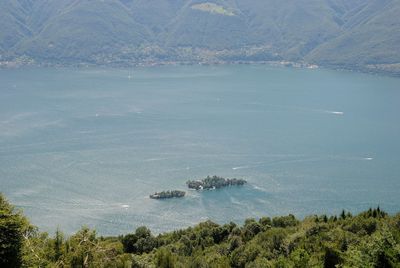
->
[325,110,344,115]
[232,165,251,170]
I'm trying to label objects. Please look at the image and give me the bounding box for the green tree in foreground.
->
[0,194,27,268]
[1,192,400,268]
[156,247,176,268]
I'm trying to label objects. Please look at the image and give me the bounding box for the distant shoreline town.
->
[2,58,398,78]
[0,57,318,70]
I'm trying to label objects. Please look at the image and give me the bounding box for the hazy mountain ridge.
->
[1,0,399,74]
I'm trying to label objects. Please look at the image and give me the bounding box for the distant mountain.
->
[1,0,399,74]
[307,0,400,67]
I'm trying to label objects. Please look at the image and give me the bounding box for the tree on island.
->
[186,175,247,190]
[150,190,185,199]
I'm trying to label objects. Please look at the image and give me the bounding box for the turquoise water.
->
[0,65,399,235]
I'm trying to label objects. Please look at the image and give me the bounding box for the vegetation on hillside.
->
[1,0,400,75]
[1,193,400,267]
[191,3,235,16]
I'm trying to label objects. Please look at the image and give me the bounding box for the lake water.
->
[0,64,399,235]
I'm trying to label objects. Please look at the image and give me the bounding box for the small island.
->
[186,175,247,190]
[149,190,186,199]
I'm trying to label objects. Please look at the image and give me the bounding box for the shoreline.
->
[1,59,400,78]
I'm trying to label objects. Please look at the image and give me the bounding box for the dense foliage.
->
[150,191,185,199]
[1,193,399,267]
[1,0,400,75]
[187,176,247,190]
[0,194,28,267]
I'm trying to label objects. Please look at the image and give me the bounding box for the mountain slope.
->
[0,1,32,52]
[164,1,251,49]
[307,0,400,67]
[234,0,344,59]
[0,0,399,73]
[15,0,151,62]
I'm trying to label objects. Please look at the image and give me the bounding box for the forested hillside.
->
[1,0,400,74]
[1,194,400,267]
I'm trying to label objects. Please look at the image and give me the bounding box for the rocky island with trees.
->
[149,176,247,201]
[149,190,186,200]
[187,175,247,190]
